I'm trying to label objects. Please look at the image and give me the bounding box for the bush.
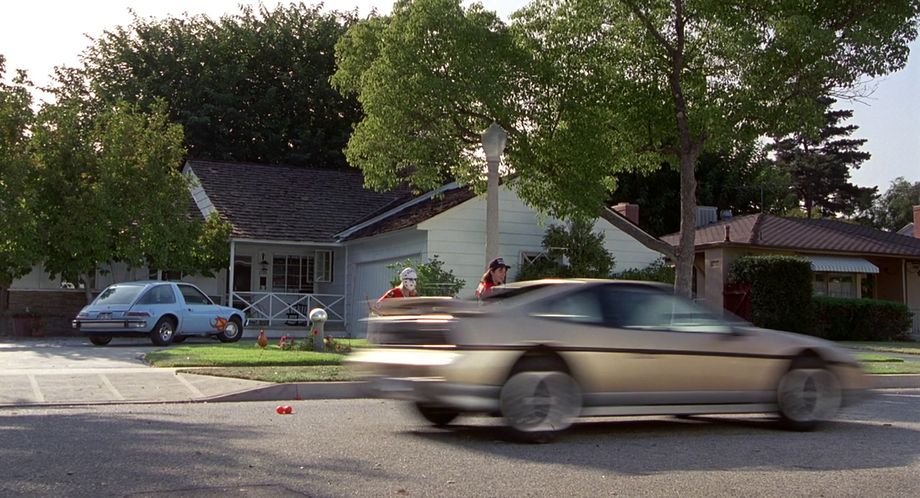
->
[387,255,465,297]
[616,258,675,284]
[728,255,812,333]
[812,297,913,341]
[517,218,615,280]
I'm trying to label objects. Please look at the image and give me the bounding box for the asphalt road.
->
[2,392,919,497]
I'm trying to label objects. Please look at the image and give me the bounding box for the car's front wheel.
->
[414,402,459,426]
[500,370,582,443]
[150,317,177,346]
[217,316,243,343]
[89,335,112,346]
[776,358,842,431]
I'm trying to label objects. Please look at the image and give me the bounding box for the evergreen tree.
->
[871,177,920,231]
[772,97,877,218]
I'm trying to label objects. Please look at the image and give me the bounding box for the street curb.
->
[201,381,371,402]
[195,375,920,403]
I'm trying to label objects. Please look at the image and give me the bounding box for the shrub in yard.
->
[616,257,675,284]
[728,255,812,333]
[812,296,913,341]
[387,255,465,297]
[517,218,615,280]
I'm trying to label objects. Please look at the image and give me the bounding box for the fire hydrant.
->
[309,308,328,352]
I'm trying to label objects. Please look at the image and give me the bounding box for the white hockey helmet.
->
[399,267,418,281]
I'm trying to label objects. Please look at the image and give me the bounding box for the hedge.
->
[728,255,813,333]
[812,296,913,341]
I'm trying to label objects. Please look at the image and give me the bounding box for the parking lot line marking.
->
[28,374,45,403]
[99,374,125,400]
[175,373,205,398]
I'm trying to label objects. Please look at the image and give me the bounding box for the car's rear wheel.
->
[776,357,842,431]
[217,316,243,343]
[500,369,582,443]
[414,402,459,426]
[89,335,112,346]
[150,317,176,346]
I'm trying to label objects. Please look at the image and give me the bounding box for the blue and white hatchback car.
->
[73,281,245,346]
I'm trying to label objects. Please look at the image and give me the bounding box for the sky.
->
[1,0,917,192]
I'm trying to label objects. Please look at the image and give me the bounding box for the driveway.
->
[0,337,269,406]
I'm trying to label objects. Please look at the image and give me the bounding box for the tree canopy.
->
[80,3,361,168]
[335,0,920,296]
[28,83,231,290]
[871,177,920,231]
[772,97,877,218]
[0,57,36,290]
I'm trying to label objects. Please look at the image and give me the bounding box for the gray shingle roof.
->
[661,214,920,257]
[187,160,411,243]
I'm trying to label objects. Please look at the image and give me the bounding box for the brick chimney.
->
[612,202,640,225]
[914,205,920,238]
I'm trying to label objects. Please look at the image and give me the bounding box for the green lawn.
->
[841,341,920,356]
[146,338,368,368]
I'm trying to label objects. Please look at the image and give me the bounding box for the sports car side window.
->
[599,286,730,333]
[534,290,604,324]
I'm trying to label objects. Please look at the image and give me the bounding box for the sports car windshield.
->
[93,285,145,305]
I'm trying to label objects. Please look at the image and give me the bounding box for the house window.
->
[813,273,856,298]
[272,255,314,293]
[315,250,334,283]
[520,251,545,266]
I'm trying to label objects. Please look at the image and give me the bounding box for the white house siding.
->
[344,229,427,337]
[420,186,665,297]
[592,218,663,273]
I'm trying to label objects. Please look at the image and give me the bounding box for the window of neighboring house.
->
[813,273,857,298]
[272,255,315,293]
[314,250,334,283]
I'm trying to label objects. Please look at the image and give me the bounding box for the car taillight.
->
[126,311,151,317]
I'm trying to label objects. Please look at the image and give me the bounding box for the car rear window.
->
[94,285,145,305]
[137,285,177,305]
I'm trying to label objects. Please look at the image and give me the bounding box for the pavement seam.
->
[27,374,44,403]
[99,374,125,401]
[174,372,205,398]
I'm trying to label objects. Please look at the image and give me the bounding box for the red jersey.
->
[377,286,416,303]
[475,281,496,299]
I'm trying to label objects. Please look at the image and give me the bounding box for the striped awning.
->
[805,255,879,274]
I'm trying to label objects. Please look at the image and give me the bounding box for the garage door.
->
[348,257,418,337]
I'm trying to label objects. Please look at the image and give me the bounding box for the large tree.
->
[772,97,877,217]
[80,3,360,168]
[872,177,920,231]
[29,72,231,299]
[335,0,920,297]
[0,57,37,309]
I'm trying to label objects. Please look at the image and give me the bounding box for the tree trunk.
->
[675,148,699,299]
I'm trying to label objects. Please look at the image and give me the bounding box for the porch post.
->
[229,240,236,307]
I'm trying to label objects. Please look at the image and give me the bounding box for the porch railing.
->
[230,291,345,328]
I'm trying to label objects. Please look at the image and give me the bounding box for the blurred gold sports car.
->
[347,279,869,441]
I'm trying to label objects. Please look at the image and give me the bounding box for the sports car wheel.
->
[150,317,176,346]
[217,317,243,343]
[89,335,112,346]
[500,370,582,443]
[777,362,842,431]
[414,402,459,426]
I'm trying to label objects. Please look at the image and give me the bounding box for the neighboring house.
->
[661,209,920,338]
[7,160,668,337]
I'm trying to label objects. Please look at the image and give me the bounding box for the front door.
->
[177,284,217,334]
[233,256,252,310]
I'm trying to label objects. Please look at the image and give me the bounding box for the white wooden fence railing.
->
[230,291,345,328]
